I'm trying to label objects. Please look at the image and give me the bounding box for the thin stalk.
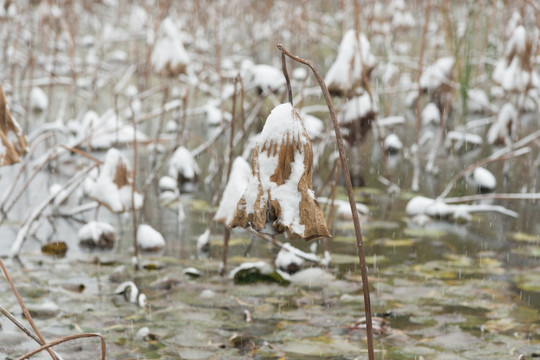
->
[412,0,431,192]
[0,306,64,360]
[277,44,374,360]
[281,51,293,105]
[220,76,241,277]
[130,100,139,269]
[0,259,58,360]
[16,333,106,360]
[323,159,341,258]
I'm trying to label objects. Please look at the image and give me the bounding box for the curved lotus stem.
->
[277,44,374,360]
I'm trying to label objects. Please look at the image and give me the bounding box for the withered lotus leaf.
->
[230,103,330,241]
[0,84,28,166]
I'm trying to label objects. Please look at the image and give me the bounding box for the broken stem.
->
[277,44,374,360]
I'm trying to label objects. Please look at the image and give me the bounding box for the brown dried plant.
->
[230,103,330,241]
[0,84,28,166]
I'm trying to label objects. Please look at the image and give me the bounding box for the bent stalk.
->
[277,44,374,360]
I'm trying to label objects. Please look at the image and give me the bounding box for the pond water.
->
[0,135,538,359]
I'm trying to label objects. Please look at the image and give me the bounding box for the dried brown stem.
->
[412,0,431,192]
[0,306,64,360]
[16,333,106,360]
[0,259,58,360]
[281,51,293,105]
[221,76,240,277]
[130,100,139,268]
[277,44,374,360]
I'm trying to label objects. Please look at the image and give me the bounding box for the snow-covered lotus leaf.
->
[89,148,143,213]
[230,103,330,241]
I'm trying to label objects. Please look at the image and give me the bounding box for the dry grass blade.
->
[15,333,106,360]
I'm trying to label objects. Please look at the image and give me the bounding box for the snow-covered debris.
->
[151,17,189,76]
[467,88,495,113]
[137,224,166,251]
[405,196,517,222]
[420,57,454,92]
[229,261,274,279]
[183,267,202,277]
[196,229,210,253]
[467,167,496,193]
[159,176,177,193]
[493,22,539,93]
[325,29,376,95]
[389,0,416,29]
[487,103,517,145]
[339,93,377,145]
[0,85,28,166]
[204,101,230,126]
[115,281,147,308]
[384,133,403,154]
[421,102,440,126]
[241,59,285,94]
[318,197,369,220]
[129,5,147,32]
[88,148,143,213]
[300,112,324,140]
[275,243,305,274]
[30,87,48,111]
[289,267,335,288]
[445,130,482,152]
[214,157,251,226]
[230,103,330,240]
[169,146,199,187]
[75,110,148,150]
[78,221,115,249]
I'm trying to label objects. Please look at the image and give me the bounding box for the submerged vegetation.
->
[0,0,539,359]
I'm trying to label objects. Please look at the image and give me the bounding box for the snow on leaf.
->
[487,103,516,145]
[78,221,115,249]
[137,224,166,251]
[89,148,143,213]
[230,103,330,241]
[151,17,189,77]
[420,57,454,92]
[169,146,200,186]
[325,29,376,96]
[214,157,251,226]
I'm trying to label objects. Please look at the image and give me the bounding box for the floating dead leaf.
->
[510,232,540,244]
[0,84,28,166]
[231,103,330,241]
[511,246,540,258]
[41,241,68,257]
[514,272,540,292]
[61,283,86,293]
[375,238,416,247]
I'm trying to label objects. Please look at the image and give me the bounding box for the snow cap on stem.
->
[230,103,330,241]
